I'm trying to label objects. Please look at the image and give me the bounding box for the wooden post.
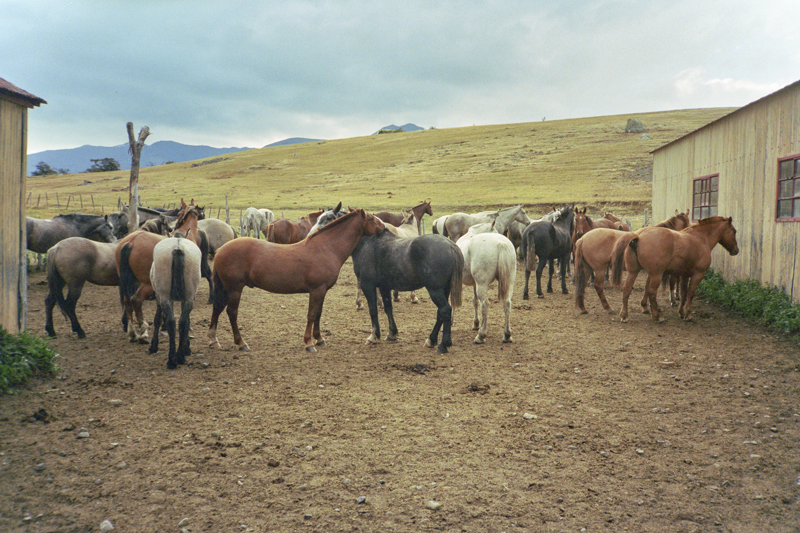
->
[126,122,150,234]
[80,194,83,209]
[644,208,649,227]
[36,194,40,207]
[91,195,95,209]
[225,195,230,225]
[66,195,71,209]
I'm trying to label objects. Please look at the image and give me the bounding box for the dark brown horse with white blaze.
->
[208,209,385,352]
[610,216,739,323]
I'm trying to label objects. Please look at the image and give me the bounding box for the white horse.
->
[241,207,272,239]
[456,221,518,344]
[148,234,202,369]
[443,205,528,242]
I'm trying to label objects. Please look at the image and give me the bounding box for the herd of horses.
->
[30,197,740,368]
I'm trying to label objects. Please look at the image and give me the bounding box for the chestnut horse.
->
[603,212,630,231]
[375,199,433,234]
[208,209,385,352]
[116,199,202,343]
[265,210,323,243]
[574,210,691,314]
[610,216,739,323]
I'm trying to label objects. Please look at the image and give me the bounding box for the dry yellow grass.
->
[25,108,734,224]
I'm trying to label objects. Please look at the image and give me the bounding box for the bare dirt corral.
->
[3,262,800,533]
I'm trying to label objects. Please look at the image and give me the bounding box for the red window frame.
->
[777,154,800,222]
[692,174,718,221]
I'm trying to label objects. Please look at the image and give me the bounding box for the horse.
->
[603,212,631,231]
[442,210,500,242]
[456,223,517,344]
[148,234,202,368]
[139,215,173,235]
[375,199,433,234]
[110,204,196,239]
[266,210,323,243]
[208,209,385,352]
[505,208,556,258]
[26,214,116,254]
[351,230,463,354]
[610,216,739,323]
[241,207,273,239]
[44,238,122,338]
[116,199,203,343]
[431,215,449,236]
[573,210,692,314]
[197,218,237,256]
[520,204,575,299]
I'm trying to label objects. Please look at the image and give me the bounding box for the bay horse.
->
[27,214,116,254]
[148,234,202,368]
[44,237,122,338]
[351,231,463,354]
[574,210,691,314]
[455,224,517,344]
[521,204,575,299]
[208,209,385,352]
[116,199,203,343]
[265,210,324,243]
[375,199,433,234]
[610,216,739,323]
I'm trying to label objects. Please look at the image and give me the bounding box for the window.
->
[692,174,718,221]
[777,155,800,221]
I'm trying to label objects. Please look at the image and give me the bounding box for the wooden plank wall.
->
[0,98,27,333]
[653,84,800,302]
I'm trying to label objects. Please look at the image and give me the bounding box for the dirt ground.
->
[2,260,800,533]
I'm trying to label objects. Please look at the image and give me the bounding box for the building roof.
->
[0,77,47,108]
[652,79,800,153]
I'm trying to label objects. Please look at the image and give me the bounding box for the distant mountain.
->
[263,137,323,148]
[27,141,255,175]
[373,123,425,135]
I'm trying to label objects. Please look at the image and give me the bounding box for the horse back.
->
[636,229,710,275]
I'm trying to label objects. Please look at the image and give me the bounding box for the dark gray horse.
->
[352,231,463,354]
[109,205,199,239]
[520,204,575,299]
[27,214,116,254]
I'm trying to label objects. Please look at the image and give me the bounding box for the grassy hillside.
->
[25,108,735,224]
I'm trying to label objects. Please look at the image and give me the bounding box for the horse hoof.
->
[579,309,588,315]
[435,346,448,354]
[411,299,419,304]
[167,361,178,370]
[621,317,629,323]
[503,336,513,343]
[148,347,158,354]
[473,337,485,345]
[238,344,251,351]
[522,294,529,300]
[305,345,317,353]
[384,335,397,342]
[208,341,222,349]
[537,294,544,299]
[424,339,435,349]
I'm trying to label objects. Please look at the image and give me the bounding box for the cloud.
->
[674,68,789,106]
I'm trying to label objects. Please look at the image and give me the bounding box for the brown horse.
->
[116,199,202,343]
[265,210,323,243]
[603,212,630,231]
[610,216,739,323]
[574,210,691,314]
[208,209,385,352]
[375,199,433,234]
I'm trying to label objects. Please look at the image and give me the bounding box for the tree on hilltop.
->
[85,157,120,173]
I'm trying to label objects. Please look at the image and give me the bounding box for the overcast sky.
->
[4,0,798,154]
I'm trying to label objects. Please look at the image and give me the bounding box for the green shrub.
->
[698,270,800,337]
[0,327,59,394]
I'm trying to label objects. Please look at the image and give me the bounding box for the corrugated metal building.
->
[652,80,800,302]
[0,77,46,333]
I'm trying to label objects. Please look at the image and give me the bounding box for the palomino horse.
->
[116,199,203,343]
[27,214,116,254]
[521,204,575,299]
[573,210,691,314]
[610,216,739,323]
[266,210,324,243]
[44,237,122,338]
[455,222,517,344]
[208,209,385,352]
[351,231,463,354]
[375,199,433,234]
[148,234,202,368]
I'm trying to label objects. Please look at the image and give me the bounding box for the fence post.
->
[56,193,60,207]
[225,195,230,225]
[91,195,95,209]
[66,195,71,209]
[643,208,649,227]
[37,194,41,207]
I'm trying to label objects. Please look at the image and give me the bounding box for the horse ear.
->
[334,201,342,213]
[181,198,188,209]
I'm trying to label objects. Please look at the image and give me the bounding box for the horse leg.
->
[410,290,419,304]
[502,293,513,343]
[176,299,194,365]
[163,302,179,368]
[131,285,153,343]
[392,289,400,302]
[474,284,489,344]
[225,289,249,351]
[44,286,59,338]
[640,275,651,314]
[148,304,163,354]
[380,288,399,341]
[646,274,664,323]
[593,268,613,313]
[303,287,328,352]
[425,289,452,354]
[471,285,480,331]
[536,260,547,297]
[362,283,383,344]
[522,268,532,300]
[619,269,639,323]
[670,275,680,307]
[679,275,699,321]
[560,254,569,294]
[63,283,88,339]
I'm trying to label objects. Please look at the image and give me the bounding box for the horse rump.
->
[610,233,638,286]
[573,238,589,297]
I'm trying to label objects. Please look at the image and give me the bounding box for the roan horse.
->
[208,209,385,352]
[148,234,202,368]
[44,237,122,338]
[116,199,203,343]
[521,204,575,299]
[27,214,116,254]
[455,213,518,344]
[351,230,464,354]
[573,210,691,314]
[610,216,739,323]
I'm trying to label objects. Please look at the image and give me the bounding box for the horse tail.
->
[170,247,187,301]
[610,233,638,286]
[449,245,464,308]
[574,238,588,296]
[432,222,439,234]
[119,243,138,299]
[211,268,229,314]
[266,222,276,242]
[496,243,515,302]
[46,246,68,314]
[197,229,212,281]
[524,232,537,272]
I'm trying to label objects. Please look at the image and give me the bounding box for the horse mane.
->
[307,209,362,238]
[175,205,201,228]
[656,212,689,229]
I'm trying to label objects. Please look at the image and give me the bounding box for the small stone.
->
[356,496,366,504]
[303,513,312,520]
[77,430,90,439]
[108,399,123,406]
[426,500,442,510]
[178,518,189,527]
[523,413,537,420]
[100,519,114,531]
[35,462,46,472]
[636,449,645,455]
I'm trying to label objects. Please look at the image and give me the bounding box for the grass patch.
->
[0,327,60,395]
[698,270,800,337]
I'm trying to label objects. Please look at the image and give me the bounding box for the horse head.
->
[720,217,739,256]
[90,215,117,243]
